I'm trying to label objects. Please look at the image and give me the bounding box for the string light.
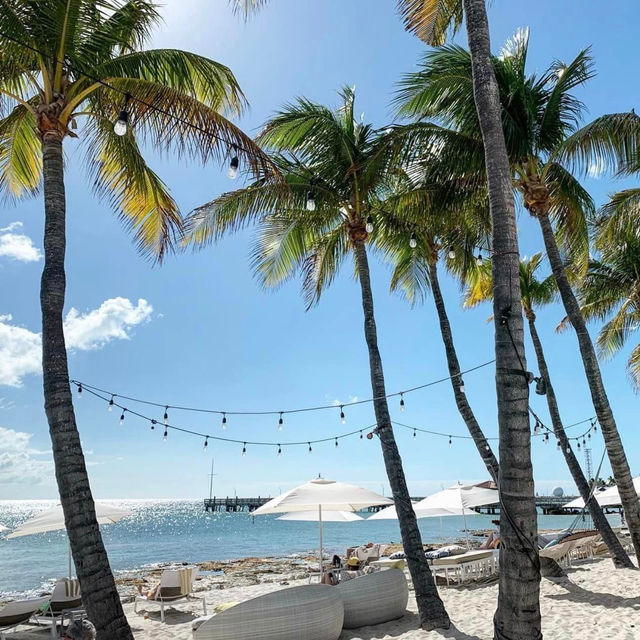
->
[308,442,312,453]
[360,430,363,439]
[335,437,338,448]
[533,419,540,435]
[399,394,405,412]
[278,412,284,430]
[77,384,83,397]
[413,428,416,438]
[476,252,483,266]
[365,215,374,233]
[306,190,316,211]
[277,444,282,456]
[222,413,227,429]
[242,442,246,456]
[448,246,455,259]
[120,409,126,425]
[113,94,130,136]
[409,233,417,249]
[163,428,168,441]
[151,419,157,430]
[576,441,580,450]
[164,407,169,426]
[228,145,239,179]
[566,445,571,453]
[108,396,114,411]
[340,406,346,424]
[449,435,452,446]
[459,380,465,393]
[203,436,209,452]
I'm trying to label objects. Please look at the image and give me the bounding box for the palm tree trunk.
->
[527,315,633,568]
[40,134,134,640]
[537,212,640,560]
[462,2,541,639]
[429,260,499,481]
[353,239,449,631]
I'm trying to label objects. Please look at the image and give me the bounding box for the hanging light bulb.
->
[413,428,416,438]
[306,191,316,211]
[221,413,227,429]
[228,145,239,179]
[203,436,209,452]
[448,436,452,446]
[278,412,284,430]
[108,396,114,411]
[113,95,131,136]
[448,246,455,259]
[308,442,312,453]
[582,438,586,446]
[360,431,363,439]
[164,407,169,426]
[120,409,126,425]
[556,440,561,449]
[476,252,483,266]
[277,444,282,456]
[409,233,417,249]
[459,380,465,393]
[335,438,338,448]
[533,420,540,435]
[365,215,374,233]
[576,441,580,450]
[587,432,591,440]
[544,433,550,442]
[340,406,346,424]
[151,419,156,430]
[566,444,571,453]
[163,428,168,441]
[77,383,83,397]
[400,394,405,412]
[242,442,246,456]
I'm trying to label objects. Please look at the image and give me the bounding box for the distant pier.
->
[204,497,271,512]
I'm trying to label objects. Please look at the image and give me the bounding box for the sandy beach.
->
[7,554,639,640]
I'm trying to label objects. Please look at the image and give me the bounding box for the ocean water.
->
[0,500,616,599]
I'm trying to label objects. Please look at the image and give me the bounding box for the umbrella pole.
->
[462,506,470,549]
[68,541,73,579]
[318,505,323,574]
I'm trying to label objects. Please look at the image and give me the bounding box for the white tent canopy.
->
[277,510,363,522]
[563,476,640,510]
[8,502,132,578]
[253,478,390,571]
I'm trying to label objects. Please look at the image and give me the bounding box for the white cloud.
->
[0,298,153,387]
[0,222,43,262]
[0,426,52,485]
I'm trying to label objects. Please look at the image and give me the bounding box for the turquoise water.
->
[0,500,616,599]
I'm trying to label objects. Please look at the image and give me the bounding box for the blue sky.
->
[1,0,639,500]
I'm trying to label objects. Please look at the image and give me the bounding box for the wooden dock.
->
[204,497,272,512]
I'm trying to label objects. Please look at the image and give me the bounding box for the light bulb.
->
[113,110,128,136]
[448,246,455,259]
[277,445,282,456]
[120,410,126,425]
[108,396,114,411]
[222,413,227,429]
[77,384,83,397]
[340,406,346,424]
[228,155,239,179]
[151,420,156,430]
[360,431,363,439]
[164,408,169,426]
[409,233,417,249]
[448,436,452,446]
[400,395,405,411]
[459,383,465,393]
[413,429,416,438]
[306,191,316,211]
[242,443,246,456]
[566,445,571,453]
[476,253,483,266]
[335,438,338,448]
[278,412,283,430]
[365,216,374,233]
[163,429,168,441]
[203,437,209,452]
[308,442,312,453]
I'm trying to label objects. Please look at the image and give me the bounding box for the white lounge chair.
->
[539,540,577,568]
[134,566,205,622]
[430,549,498,585]
[35,578,84,638]
[193,585,343,640]
[352,543,387,565]
[0,597,50,639]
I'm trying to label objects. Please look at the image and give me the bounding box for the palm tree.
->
[393,27,640,561]
[373,178,499,481]
[397,3,542,633]
[184,88,450,630]
[0,2,272,638]
[465,254,634,568]
[570,231,640,392]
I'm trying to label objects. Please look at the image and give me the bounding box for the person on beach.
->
[63,619,96,640]
[480,519,501,549]
[137,582,160,599]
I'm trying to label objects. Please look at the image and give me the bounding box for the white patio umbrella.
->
[8,502,132,577]
[277,510,364,522]
[369,482,498,546]
[252,478,391,571]
[563,476,640,510]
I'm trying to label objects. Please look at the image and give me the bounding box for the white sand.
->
[9,556,639,639]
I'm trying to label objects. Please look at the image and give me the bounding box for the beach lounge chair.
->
[193,585,343,640]
[134,566,205,623]
[336,568,408,629]
[35,578,84,638]
[352,543,387,565]
[539,540,576,567]
[430,549,498,586]
[0,597,50,639]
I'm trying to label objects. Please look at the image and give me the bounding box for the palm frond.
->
[85,117,181,262]
[596,301,638,360]
[0,103,41,199]
[229,0,269,20]
[396,0,463,46]
[626,343,640,393]
[596,188,640,247]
